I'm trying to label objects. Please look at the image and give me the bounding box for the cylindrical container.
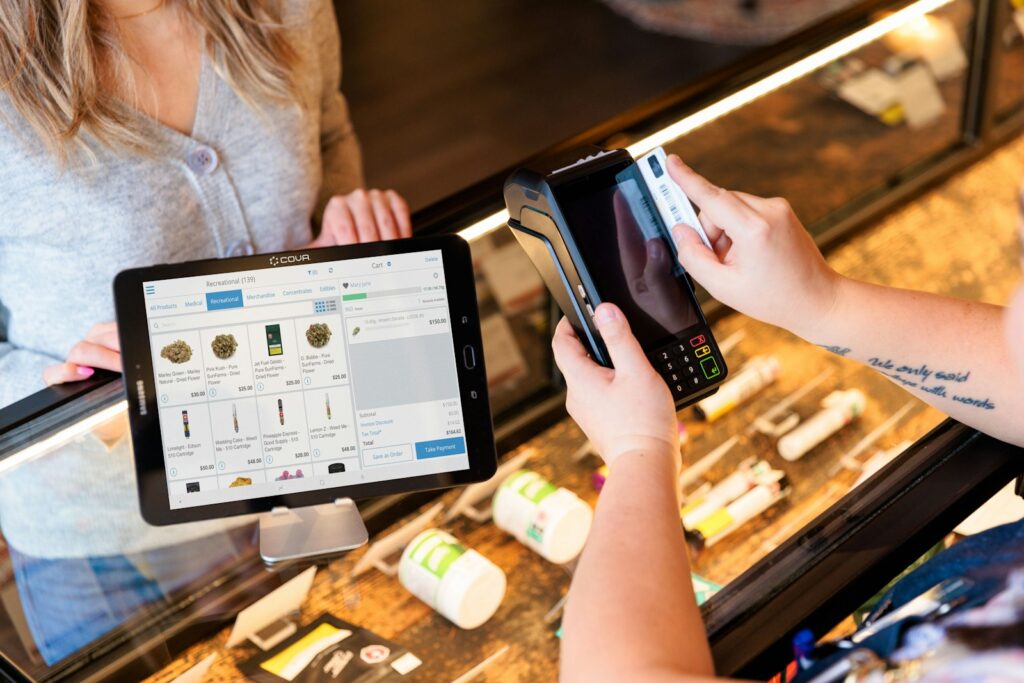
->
[695,356,780,422]
[777,389,866,462]
[493,470,593,564]
[686,474,789,549]
[681,459,770,529]
[398,529,506,629]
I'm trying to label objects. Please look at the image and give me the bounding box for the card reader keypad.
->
[648,332,722,402]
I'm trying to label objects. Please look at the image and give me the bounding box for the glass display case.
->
[991,0,1024,127]
[0,0,1021,680]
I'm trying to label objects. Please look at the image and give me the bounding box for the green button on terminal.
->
[699,356,720,380]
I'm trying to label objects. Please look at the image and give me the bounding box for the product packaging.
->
[492,469,593,564]
[695,356,780,422]
[777,389,866,461]
[398,529,506,629]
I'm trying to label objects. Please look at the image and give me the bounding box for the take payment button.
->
[415,437,466,460]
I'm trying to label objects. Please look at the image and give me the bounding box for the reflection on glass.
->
[471,230,553,415]
[0,409,257,669]
[555,170,698,345]
[663,0,974,234]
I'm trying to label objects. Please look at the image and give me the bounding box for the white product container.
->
[398,529,506,629]
[696,356,781,422]
[778,389,867,462]
[492,469,593,564]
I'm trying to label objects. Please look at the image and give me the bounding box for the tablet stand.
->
[259,498,368,566]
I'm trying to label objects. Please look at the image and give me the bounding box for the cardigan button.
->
[186,145,219,175]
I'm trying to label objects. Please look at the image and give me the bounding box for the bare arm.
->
[667,155,1023,446]
[804,280,1018,445]
[552,308,732,683]
[562,445,718,683]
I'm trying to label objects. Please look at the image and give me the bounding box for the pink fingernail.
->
[77,366,95,377]
[671,225,686,242]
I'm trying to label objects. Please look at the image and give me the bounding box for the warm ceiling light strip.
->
[457,0,955,243]
[0,400,128,476]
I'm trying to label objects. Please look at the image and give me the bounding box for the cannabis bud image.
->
[229,477,253,488]
[160,339,193,364]
[211,333,238,359]
[351,326,361,337]
[306,322,332,348]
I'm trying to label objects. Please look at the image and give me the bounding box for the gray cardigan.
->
[0,0,363,409]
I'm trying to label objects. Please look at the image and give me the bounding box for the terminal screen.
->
[142,250,468,509]
[555,164,700,347]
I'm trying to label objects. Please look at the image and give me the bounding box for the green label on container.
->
[408,530,467,579]
[503,469,557,505]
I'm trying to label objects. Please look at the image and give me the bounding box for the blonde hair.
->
[0,0,298,160]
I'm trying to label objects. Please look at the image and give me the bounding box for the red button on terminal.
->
[689,334,706,348]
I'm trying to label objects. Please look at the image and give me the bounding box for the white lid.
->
[539,491,593,564]
[436,550,507,629]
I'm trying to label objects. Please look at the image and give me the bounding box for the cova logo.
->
[268,254,310,266]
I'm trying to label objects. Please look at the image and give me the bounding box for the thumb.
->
[593,303,649,374]
[672,224,725,287]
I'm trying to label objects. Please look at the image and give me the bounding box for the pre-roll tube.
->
[777,389,866,462]
[681,458,771,529]
[695,356,780,422]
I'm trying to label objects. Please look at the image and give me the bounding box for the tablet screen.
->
[143,249,468,509]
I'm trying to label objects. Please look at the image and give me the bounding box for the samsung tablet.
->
[114,235,496,526]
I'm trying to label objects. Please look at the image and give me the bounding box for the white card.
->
[637,147,712,249]
[914,17,967,81]
[895,63,946,129]
[837,68,900,115]
[391,651,423,675]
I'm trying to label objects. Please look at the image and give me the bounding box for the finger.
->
[305,231,331,249]
[385,190,412,238]
[732,191,776,213]
[711,231,733,260]
[551,318,606,387]
[666,155,761,236]
[85,323,120,352]
[346,190,380,243]
[671,224,728,286]
[44,363,95,386]
[613,190,646,282]
[368,190,399,240]
[86,321,117,339]
[66,341,122,373]
[591,303,650,375]
[697,210,725,246]
[323,197,358,245]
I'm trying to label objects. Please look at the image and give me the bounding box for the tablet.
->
[114,235,496,526]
